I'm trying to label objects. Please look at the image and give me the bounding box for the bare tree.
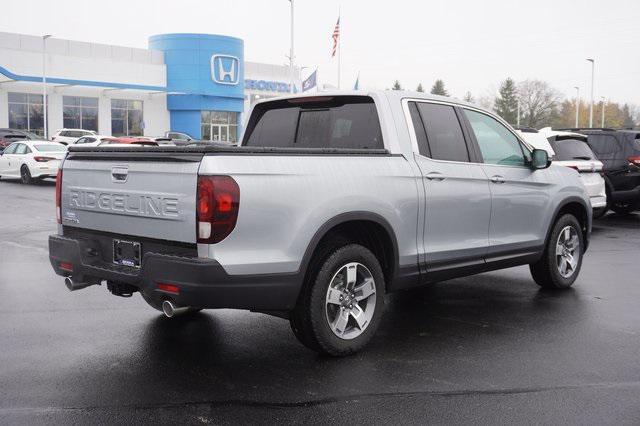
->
[517,80,562,128]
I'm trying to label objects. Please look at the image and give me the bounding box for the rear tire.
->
[530,214,584,289]
[290,243,385,356]
[20,165,32,185]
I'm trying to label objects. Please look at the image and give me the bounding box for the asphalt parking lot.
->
[1,179,639,425]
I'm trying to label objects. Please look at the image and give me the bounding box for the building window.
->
[111,99,143,136]
[63,96,98,131]
[8,93,46,136]
[201,111,238,143]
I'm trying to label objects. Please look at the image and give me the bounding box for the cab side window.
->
[414,103,470,162]
[464,109,525,167]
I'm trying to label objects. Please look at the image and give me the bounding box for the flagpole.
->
[337,7,341,90]
[289,0,295,93]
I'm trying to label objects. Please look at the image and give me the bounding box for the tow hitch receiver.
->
[107,281,138,298]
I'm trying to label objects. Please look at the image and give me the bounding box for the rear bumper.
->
[590,195,607,209]
[48,234,301,311]
[611,185,640,203]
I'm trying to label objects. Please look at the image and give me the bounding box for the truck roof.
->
[256,90,480,110]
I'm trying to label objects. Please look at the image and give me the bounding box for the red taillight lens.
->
[34,156,56,162]
[156,283,180,294]
[55,169,62,224]
[59,262,73,272]
[628,156,640,167]
[196,176,240,244]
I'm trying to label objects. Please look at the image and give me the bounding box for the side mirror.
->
[531,149,551,169]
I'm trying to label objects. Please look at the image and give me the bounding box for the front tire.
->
[20,165,33,185]
[530,214,584,289]
[290,243,385,356]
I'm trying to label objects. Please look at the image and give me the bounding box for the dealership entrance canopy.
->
[0,32,301,140]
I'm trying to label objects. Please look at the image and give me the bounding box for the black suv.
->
[0,128,39,152]
[562,129,640,215]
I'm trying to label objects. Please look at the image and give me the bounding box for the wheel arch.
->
[298,212,400,294]
[546,197,591,253]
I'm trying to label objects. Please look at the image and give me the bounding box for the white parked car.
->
[521,128,606,213]
[51,129,97,145]
[0,140,67,184]
[74,134,113,147]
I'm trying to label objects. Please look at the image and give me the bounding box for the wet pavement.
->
[1,178,639,425]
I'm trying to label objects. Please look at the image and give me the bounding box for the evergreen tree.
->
[416,83,424,92]
[392,80,402,90]
[463,91,474,103]
[430,79,448,96]
[494,78,519,126]
[622,104,635,128]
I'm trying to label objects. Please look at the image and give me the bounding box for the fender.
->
[296,211,401,288]
[544,196,592,253]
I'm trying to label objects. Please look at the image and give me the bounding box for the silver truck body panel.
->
[198,154,420,275]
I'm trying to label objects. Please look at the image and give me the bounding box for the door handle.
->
[425,172,446,181]
[490,175,505,184]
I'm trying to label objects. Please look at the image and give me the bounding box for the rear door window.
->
[15,144,29,155]
[243,96,383,149]
[549,138,596,161]
[415,103,469,162]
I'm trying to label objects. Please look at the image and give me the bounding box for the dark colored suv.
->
[563,129,640,215]
[0,128,39,152]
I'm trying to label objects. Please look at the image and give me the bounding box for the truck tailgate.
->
[61,151,202,243]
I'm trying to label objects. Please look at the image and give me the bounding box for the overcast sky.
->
[2,0,639,104]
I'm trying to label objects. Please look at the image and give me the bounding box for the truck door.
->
[406,101,492,275]
[460,108,554,259]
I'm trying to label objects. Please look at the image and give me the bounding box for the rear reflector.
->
[156,283,180,294]
[59,262,73,272]
[196,175,240,244]
[55,169,62,224]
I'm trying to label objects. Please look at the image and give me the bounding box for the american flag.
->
[331,17,340,58]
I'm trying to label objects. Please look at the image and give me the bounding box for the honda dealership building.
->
[0,32,301,142]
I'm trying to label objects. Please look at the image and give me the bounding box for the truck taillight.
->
[56,169,62,223]
[196,175,240,244]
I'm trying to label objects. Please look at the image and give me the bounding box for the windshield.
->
[34,144,67,152]
[549,138,596,161]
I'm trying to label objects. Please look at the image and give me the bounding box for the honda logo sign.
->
[211,54,240,85]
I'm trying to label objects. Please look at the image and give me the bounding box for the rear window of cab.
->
[242,96,383,150]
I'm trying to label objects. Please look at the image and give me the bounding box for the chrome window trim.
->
[401,97,534,169]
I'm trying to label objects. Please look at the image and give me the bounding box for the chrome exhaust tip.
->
[162,300,192,318]
[64,277,97,292]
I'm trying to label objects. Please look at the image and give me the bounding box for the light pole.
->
[42,34,52,139]
[586,58,594,128]
[574,86,580,128]
[601,97,606,128]
[516,98,520,128]
[288,0,295,93]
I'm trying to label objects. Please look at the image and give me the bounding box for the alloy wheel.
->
[325,262,377,340]
[556,226,580,278]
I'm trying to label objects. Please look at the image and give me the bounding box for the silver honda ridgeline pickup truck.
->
[49,91,591,355]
